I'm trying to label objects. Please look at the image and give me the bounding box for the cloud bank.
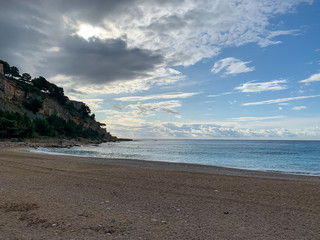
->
[0,0,311,94]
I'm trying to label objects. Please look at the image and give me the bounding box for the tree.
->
[0,117,18,138]
[20,73,32,82]
[10,66,20,78]
[80,104,91,117]
[49,85,68,104]
[47,115,66,135]
[23,99,43,114]
[32,76,51,92]
[33,118,54,136]
[32,76,68,104]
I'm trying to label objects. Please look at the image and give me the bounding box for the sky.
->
[1,0,320,139]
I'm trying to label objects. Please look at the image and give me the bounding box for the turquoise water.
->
[32,139,320,176]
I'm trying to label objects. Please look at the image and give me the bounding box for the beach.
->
[0,147,319,239]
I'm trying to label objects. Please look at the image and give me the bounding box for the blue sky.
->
[1,0,320,139]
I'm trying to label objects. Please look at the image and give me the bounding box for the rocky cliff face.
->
[0,74,26,114]
[0,74,112,139]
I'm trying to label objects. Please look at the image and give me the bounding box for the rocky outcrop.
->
[0,74,112,139]
[0,74,27,114]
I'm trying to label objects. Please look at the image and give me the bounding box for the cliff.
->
[0,73,116,141]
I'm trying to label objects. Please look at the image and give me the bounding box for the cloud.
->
[115,92,199,101]
[128,100,181,115]
[267,30,300,39]
[299,73,320,83]
[0,0,311,94]
[211,57,255,75]
[208,92,233,98]
[48,36,164,85]
[78,99,104,112]
[292,106,306,111]
[243,95,320,106]
[50,67,185,95]
[228,115,287,122]
[235,80,288,92]
[159,123,299,138]
[108,120,320,139]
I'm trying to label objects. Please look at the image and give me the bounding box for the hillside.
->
[0,59,117,141]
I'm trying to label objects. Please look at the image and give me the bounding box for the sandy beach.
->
[0,147,319,239]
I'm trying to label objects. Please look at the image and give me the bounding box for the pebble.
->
[52,224,57,227]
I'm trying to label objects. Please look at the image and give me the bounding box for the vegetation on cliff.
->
[0,59,117,141]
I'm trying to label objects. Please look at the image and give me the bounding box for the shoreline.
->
[29,147,320,181]
[1,147,319,239]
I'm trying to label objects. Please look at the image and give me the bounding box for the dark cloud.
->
[54,0,140,24]
[0,1,49,69]
[48,36,163,84]
[0,0,164,85]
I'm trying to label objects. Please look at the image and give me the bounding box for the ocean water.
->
[32,139,320,176]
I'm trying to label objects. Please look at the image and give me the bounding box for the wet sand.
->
[0,148,319,239]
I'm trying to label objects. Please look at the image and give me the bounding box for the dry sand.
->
[0,147,319,239]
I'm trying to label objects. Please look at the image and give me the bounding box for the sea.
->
[32,139,320,176]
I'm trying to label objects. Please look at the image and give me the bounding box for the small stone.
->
[52,224,57,227]
[161,220,167,224]
[176,208,181,212]
[78,213,84,216]
[214,190,219,192]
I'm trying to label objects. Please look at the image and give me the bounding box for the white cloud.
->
[292,106,306,110]
[79,99,104,111]
[112,121,320,139]
[67,97,104,112]
[243,95,320,106]
[235,80,287,92]
[300,73,320,83]
[211,57,255,75]
[266,29,299,39]
[208,92,233,98]
[129,100,181,115]
[115,92,199,101]
[229,115,287,122]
